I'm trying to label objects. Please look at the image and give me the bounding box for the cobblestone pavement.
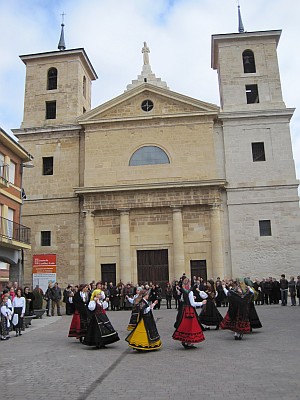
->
[0,304,299,400]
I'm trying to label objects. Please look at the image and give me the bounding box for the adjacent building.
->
[0,127,33,288]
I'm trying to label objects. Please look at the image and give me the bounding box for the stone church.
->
[14,17,300,288]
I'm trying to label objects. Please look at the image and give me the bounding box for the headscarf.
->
[91,289,102,301]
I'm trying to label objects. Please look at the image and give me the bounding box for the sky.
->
[0,0,299,181]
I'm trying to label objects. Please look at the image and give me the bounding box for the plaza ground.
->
[0,303,299,400]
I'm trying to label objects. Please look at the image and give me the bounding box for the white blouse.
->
[189,290,207,307]
[12,296,26,314]
[88,300,108,311]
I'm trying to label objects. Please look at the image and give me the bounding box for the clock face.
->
[141,99,154,112]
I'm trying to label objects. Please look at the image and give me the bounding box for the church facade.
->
[14,27,300,288]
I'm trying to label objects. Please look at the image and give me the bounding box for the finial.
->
[142,42,150,65]
[58,12,66,51]
[238,3,245,33]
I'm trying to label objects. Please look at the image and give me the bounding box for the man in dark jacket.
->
[51,282,62,316]
[280,274,289,306]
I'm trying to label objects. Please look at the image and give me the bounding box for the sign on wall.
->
[32,254,56,294]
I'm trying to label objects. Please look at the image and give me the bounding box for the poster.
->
[32,254,56,294]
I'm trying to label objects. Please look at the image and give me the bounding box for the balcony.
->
[0,216,31,248]
[0,163,9,188]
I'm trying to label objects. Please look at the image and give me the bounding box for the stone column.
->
[119,209,131,283]
[210,203,224,279]
[84,210,96,283]
[172,207,185,280]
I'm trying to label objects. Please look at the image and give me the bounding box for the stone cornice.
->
[74,179,227,195]
[12,124,82,137]
[82,111,218,128]
[218,108,295,122]
[226,182,299,191]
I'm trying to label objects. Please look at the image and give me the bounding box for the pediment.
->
[78,83,219,124]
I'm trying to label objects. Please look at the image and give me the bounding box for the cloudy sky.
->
[0,0,299,180]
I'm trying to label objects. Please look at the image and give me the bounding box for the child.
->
[1,294,13,340]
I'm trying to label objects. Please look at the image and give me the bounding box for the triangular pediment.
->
[78,83,219,124]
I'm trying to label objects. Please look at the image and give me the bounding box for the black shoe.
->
[215,325,219,330]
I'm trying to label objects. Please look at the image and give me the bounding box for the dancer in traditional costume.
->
[83,289,120,348]
[243,278,262,330]
[172,278,207,349]
[126,290,162,351]
[199,280,223,330]
[12,288,26,336]
[220,281,253,340]
[126,287,143,331]
[68,284,90,342]
[1,294,13,340]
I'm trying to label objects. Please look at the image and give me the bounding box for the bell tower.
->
[211,28,285,112]
[20,21,97,129]
[210,6,300,278]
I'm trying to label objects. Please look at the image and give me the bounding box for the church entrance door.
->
[190,260,207,281]
[137,249,169,296]
[101,263,116,286]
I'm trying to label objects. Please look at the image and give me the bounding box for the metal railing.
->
[0,216,31,245]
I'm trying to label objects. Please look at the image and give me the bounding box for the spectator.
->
[24,287,35,316]
[165,282,173,309]
[12,288,26,336]
[272,278,281,304]
[288,277,296,306]
[32,285,44,310]
[44,282,53,317]
[108,282,118,311]
[9,287,16,302]
[51,282,62,316]
[63,285,75,315]
[296,276,300,306]
[280,274,289,306]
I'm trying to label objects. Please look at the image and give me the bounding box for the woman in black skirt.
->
[199,280,223,330]
[12,288,26,336]
[83,289,119,349]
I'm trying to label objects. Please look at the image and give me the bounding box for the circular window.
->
[141,99,154,112]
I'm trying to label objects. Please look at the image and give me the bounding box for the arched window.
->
[47,68,57,90]
[242,50,256,73]
[83,76,87,98]
[129,146,170,166]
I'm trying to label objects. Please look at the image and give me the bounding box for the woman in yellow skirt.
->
[126,286,143,331]
[125,290,162,351]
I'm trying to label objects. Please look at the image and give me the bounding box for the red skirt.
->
[68,310,81,338]
[220,311,251,333]
[172,306,205,343]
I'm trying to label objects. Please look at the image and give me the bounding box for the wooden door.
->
[101,263,116,286]
[190,260,207,281]
[137,249,169,296]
